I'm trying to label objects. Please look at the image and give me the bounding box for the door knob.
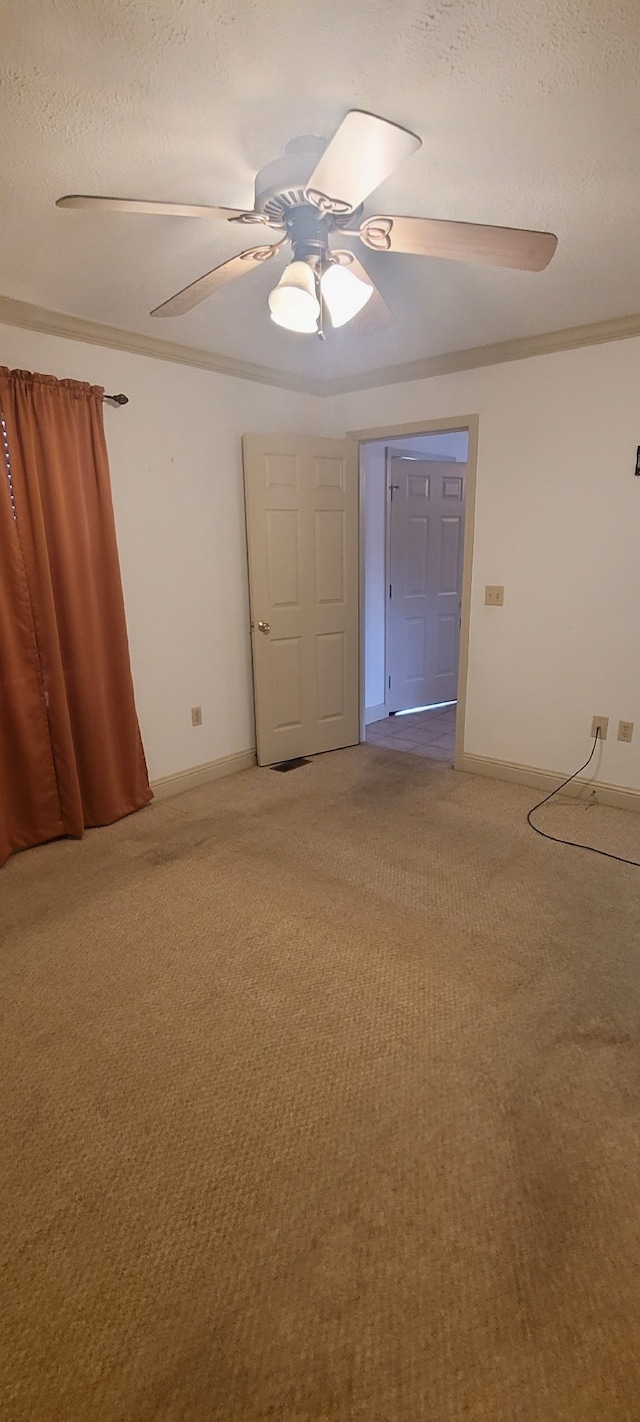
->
[257,620,271,635]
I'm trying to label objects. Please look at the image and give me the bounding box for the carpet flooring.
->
[2,745,640,1421]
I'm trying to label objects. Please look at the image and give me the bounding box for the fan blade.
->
[56,194,259,222]
[150,245,280,317]
[359,214,557,271]
[331,250,395,333]
[305,111,421,213]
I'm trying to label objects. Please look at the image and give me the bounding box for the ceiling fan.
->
[57,109,558,337]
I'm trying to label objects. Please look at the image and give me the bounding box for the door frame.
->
[350,414,479,773]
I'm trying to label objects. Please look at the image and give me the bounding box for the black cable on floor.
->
[527,730,640,868]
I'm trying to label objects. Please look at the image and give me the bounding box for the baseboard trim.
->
[462,752,640,815]
[151,749,256,801]
[364,703,388,726]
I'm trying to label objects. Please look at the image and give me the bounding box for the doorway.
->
[241,420,476,770]
[359,425,472,767]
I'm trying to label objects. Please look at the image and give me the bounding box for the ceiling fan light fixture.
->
[320,261,374,328]
[269,304,319,334]
[268,260,320,332]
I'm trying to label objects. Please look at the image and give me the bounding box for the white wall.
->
[7,322,640,795]
[331,338,640,793]
[0,325,326,780]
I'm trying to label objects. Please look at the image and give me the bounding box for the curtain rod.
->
[103,393,129,406]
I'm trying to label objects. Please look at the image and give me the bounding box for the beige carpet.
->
[2,746,640,1421]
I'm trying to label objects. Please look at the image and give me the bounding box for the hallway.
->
[365,703,456,761]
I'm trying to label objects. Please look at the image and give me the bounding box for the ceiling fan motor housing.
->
[285,205,333,267]
[254,139,326,222]
[253,135,361,231]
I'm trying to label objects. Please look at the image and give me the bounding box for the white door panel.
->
[387,457,466,712]
[243,435,359,766]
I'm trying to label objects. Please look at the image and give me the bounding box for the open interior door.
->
[243,434,360,766]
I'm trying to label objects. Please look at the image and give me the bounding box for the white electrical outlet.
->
[485,585,504,606]
[618,720,634,743]
[191,706,203,727]
[591,716,608,740]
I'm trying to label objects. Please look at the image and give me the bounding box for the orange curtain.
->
[0,368,151,868]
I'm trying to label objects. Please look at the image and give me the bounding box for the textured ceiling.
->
[3,0,640,384]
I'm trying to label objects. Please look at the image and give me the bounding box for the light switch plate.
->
[485,585,504,606]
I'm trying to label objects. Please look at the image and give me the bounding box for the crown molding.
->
[320,310,640,396]
[0,296,313,395]
[2,295,640,399]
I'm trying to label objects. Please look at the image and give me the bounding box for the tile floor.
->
[365,703,456,761]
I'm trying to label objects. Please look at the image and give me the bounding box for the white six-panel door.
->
[243,435,360,766]
[386,456,466,712]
